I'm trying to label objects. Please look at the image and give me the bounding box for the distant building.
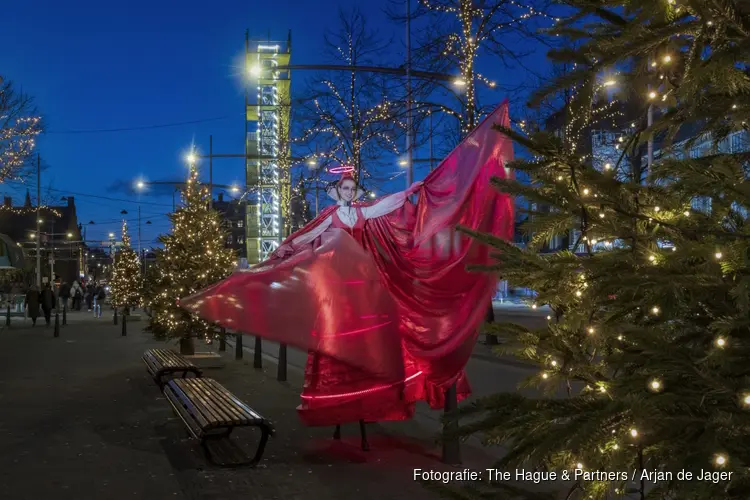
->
[0,193,84,284]
[213,193,247,259]
[650,128,750,217]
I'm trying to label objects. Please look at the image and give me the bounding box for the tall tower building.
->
[245,32,292,264]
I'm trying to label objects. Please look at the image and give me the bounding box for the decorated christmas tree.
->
[455,1,750,499]
[109,220,142,313]
[147,164,236,354]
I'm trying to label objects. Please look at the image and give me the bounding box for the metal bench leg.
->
[333,424,341,440]
[251,427,271,466]
[360,420,370,451]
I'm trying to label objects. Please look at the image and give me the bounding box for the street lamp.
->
[249,64,262,77]
[109,232,115,238]
[231,185,241,194]
[453,78,467,87]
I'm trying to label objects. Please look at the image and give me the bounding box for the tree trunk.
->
[179,335,195,355]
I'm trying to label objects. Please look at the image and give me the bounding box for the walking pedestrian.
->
[94,283,105,318]
[85,282,95,311]
[71,280,83,310]
[59,281,71,311]
[24,285,40,326]
[40,283,55,326]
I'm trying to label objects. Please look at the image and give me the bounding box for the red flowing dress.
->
[297,207,415,426]
[179,101,514,428]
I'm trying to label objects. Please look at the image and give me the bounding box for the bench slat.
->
[166,380,212,431]
[180,379,230,427]
[205,379,262,424]
[194,379,247,425]
[164,385,205,438]
[189,379,243,426]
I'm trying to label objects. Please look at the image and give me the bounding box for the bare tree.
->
[388,0,554,139]
[0,76,42,183]
[295,9,404,190]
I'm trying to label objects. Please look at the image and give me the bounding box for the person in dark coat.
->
[85,282,95,311]
[59,282,71,311]
[24,285,40,326]
[40,283,55,326]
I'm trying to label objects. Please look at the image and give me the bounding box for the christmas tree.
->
[455,1,750,499]
[147,164,236,354]
[109,220,142,313]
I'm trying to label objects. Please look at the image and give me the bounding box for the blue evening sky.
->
[2,0,548,248]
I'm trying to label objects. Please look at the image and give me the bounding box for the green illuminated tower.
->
[245,31,292,264]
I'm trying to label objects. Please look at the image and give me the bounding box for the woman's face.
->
[338,179,356,202]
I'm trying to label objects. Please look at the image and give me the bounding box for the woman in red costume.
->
[284,171,422,449]
[180,101,514,450]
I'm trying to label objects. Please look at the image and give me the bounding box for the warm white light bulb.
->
[587,327,595,334]
[649,91,657,99]
[583,188,590,195]
[663,55,672,63]
[715,454,727,466]
[651,306,660,314]
[551,360,558,367]
[599,213,605,218]
[683,211,690,216]
[576,463,583,470]
[715,252,723,259]
[541,372,549,379]
[575,290,582,297]
[650,379,662,391]
[715,337,726,348]
[648,255,656,261]
[531,304,537,309]
[604,163,611,170]
[630,429,638,438]
[557,175,563,181]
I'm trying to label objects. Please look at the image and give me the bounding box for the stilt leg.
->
[333,424,341,440]
[359,420,369,451]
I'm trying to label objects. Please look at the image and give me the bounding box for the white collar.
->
[337,200,353,207]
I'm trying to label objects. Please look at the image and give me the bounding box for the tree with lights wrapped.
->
[391,0,553,137]
[297,9,403,183]
[109,220,142,313]
[148,164,236,354]
[452,1,750,499]
[0,76,42,182]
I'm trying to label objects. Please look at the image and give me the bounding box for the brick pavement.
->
[0,318,487,500]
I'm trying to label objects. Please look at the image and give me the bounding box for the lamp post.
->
[36,154,41,288]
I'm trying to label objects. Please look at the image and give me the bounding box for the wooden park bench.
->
[143,348,202,389]
[163,377,275,467]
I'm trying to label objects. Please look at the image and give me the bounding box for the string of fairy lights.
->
[514,0,748,476]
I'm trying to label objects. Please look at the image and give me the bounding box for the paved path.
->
[0,319,477,500]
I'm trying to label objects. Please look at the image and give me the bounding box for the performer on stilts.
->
[180,100,515,451]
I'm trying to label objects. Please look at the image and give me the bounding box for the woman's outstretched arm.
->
[361,182,422,220]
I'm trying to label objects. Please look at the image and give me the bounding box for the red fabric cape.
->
[180,100,514,409]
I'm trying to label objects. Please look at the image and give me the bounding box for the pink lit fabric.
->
[180,100,514,426]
